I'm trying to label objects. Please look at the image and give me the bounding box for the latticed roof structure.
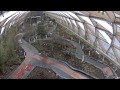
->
[0,11,120,68]
[45,11,120,67]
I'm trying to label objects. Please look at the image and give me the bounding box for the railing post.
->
[82,54,84,62]
[89,51,90,56]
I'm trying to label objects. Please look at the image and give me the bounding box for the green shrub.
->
[0,25,23,74]
[37,25,47,39]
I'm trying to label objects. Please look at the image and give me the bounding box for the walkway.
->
[29,34,116,78]
[66,38,115,78]
[8,33,93,79]
[4,17,116,79]
[35,34,115,78]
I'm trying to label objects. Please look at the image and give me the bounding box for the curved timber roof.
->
[0,11,120,67]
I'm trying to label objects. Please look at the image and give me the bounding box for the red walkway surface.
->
[8,54,88,79]
[33,55,88,79]
[9,56,33,79]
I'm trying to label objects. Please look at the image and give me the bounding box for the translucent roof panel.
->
[1,11,120,66]
[79,16,94,26]
[99,30,111,44]
[108,48,117,60]
[87,24,95,35]
[58,11,67,17]
[62,11,73,19]
[89,34,96,43]
[97,29,108,43]
[113,37,120,48]
[0,11,18,22]
[67,12,81,21]
[0,11,29,34]
[45,11,120,66]
[79,28,85,38]
[77,22,85,30]
[71,20,77,27]
[3,12,19,26]
[115,13,120,18]
[93,18,113,34]
[0,26,5,34]
[73,11,85,15]
[62,17,67,22]
[117,25,120,33]
[66,18,71,24]
[100,39,110,51]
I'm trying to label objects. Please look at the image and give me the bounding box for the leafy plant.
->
[0,25,23,74]
[37,24,47,39]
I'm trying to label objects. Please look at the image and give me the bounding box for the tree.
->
[37,25,47,39]
[0,25,23,74]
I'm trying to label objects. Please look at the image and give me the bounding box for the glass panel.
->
[9,22,12,28]
[114,37,120,47]
[80,29,85,38]
[66,18,71,25]
[89,34,96,42]
[99,30,111,44]
[117,25,120,33]
[114,48,120,56]
[93,18,113,34]
[53,11,63,16]
[117,32,120,36]
[87,24,95,35]
[0,11,18,22]
[116,36,120,42]
[16,11,26,19]
[115,13,120,18]
[71,20,77,27]
[59,17,64,22]
[0,26,5,34]
[62,17,67,22]
[100,39,110,50]
[108,48,116,60]
[97,29,108,42]
[3,12,19,26]
[108,53,116,60]
[96,41,102,50]
[57,11,66,17]
[62,11,73,18]
[108,48,114,55]
[117,24,120,27]
[12,14,20,21]
[67,12,81,21]
[77,22,85,30]
[73,11,85,15]
[87,29,93,35]
[79,16,94,26]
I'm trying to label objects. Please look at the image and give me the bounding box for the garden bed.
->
[26,66,63,79]
[32,39,104,79]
